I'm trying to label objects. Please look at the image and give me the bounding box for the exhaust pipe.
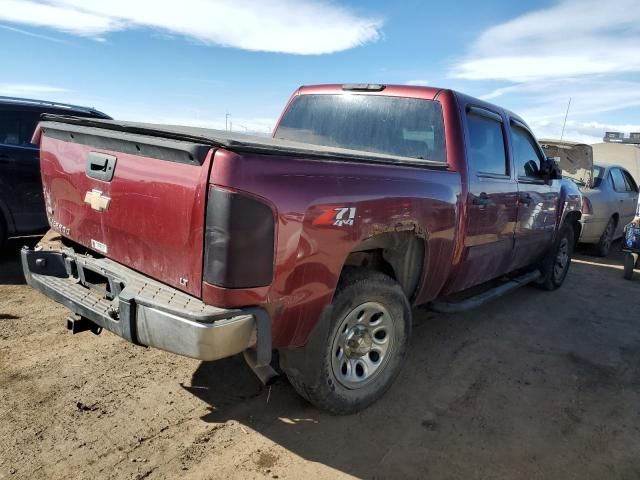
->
[66,315,103,336]
[243,349,279,386]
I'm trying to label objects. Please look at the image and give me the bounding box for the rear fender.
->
[209,150,460,350]
[555,179,582,241]
[275,194,448,349]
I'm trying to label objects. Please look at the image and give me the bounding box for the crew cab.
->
[23,84,581,414]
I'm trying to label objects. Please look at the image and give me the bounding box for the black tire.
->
[537,222,575,291]
[279,268,411,415]
[595,217,616,257]
[623,253,636,281]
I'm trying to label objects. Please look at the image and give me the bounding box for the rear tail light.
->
[581,196,593,214]
[203,187,275,288]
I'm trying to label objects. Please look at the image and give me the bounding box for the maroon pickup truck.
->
[23,84,581,414]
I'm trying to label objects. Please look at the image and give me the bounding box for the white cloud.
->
[405,80,430,86]
[451,0,640,82]
[0,1,119,37]
[0,83,70,96]
[451,0,640,145]
[455,56,623,83]
[473,78,640,143]
[530,119,640,145]
[479,79,640,120]
[0,24,73,44]
[0,0,382,55]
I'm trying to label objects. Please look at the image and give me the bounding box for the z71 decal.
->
[313,206,357,227]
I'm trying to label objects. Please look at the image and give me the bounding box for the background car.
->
[579,164,639,256]
[592,140,640,186]
[0,96,110,247]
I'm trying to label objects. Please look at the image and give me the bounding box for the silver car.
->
[579,164,639,256]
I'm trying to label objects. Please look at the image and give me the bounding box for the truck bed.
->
[39,114,448,168]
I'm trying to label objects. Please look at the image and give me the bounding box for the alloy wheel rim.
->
[330,301,395,389]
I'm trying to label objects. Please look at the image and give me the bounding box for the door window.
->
[466,111,507,175]
[610,168,628,193]
[0,109,40,148]
[512,125,543,179]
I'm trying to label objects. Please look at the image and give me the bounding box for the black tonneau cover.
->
[38,114,448,169]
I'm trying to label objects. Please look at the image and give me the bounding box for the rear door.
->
[449,105,518,291]
[0,106,47,234]
[510,121,558,269]
[618,168,639,229]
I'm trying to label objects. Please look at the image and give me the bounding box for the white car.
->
[579,164,639,256]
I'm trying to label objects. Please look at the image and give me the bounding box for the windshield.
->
[275,94,446,163]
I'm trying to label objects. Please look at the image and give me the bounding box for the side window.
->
[466,111,507,175]
[511,125,543,178]
[0,109,40,147]
[622,170,638,193]
[610,168,628,193]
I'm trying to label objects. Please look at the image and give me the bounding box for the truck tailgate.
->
[38,122,214,298]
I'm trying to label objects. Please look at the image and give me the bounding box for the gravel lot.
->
[1,238,640,480]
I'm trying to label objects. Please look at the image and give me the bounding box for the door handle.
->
[518,193,532,206]
[89,156,109,171]
[472,193,491,207]
[86,152,117,181]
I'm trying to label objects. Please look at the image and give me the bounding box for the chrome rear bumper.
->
[22,245,270,363]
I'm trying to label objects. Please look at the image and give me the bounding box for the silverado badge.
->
[84,189,111,212]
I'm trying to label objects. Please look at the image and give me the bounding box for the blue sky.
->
[1,0,639,142]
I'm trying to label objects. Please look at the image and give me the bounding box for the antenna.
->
[560,97,571,140]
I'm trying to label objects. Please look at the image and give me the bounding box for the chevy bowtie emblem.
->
[84,189,111,212]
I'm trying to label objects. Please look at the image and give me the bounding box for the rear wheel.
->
[280,268,411,415]
[595,217,616,257]
[537,222,575,291]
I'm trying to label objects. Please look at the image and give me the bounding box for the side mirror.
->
[540,156,562,182]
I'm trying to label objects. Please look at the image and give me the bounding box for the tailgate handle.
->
[86,152,117,182]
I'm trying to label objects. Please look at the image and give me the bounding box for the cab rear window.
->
[275,94,446,163]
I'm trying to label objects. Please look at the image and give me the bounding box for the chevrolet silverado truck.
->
[23,84,581,414]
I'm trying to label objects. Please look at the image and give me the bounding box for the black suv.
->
[0,97,110,246]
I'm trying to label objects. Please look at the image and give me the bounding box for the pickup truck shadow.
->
[183,312,456,479]
[182,246,640,479]
[0,238,38,285]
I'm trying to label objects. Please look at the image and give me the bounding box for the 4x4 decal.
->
[313,206,357,227]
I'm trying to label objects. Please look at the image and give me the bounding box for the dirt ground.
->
[1,238,640,480]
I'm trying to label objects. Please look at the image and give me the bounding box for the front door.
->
[510,121,558,270]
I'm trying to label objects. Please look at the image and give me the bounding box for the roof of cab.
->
[0,96,111,119]
[295,84,529,127]
[296,83,442,100]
